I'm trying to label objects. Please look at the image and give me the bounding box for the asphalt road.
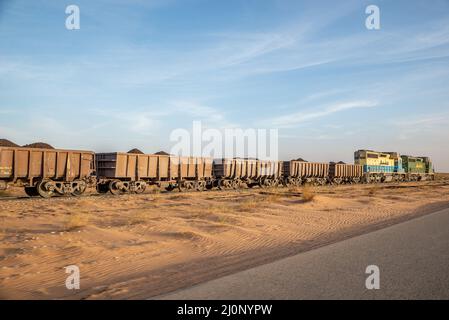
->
[159,208,449,299]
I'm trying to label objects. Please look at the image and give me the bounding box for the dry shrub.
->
[301,186,315,202]
[235,192,284,211]
[63,213,90,231]
[236,198,259,211]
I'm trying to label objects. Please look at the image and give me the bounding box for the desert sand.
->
[1,175,449,299]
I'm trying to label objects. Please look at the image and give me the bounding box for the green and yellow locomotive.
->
[355,150,434,182]
[401,155,434,181]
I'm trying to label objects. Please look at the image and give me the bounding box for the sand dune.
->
[1,177,449,299]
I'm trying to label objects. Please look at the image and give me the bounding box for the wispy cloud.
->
[271,100,379,128]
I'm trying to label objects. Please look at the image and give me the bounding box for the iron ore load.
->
[0,143,435,197]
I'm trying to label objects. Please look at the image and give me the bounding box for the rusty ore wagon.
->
[328,162,363,184]
[282,161,330,186]
[95,152,213,194]
[212,159,283,189]
[0,146,95,197]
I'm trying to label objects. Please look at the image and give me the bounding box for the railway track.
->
[1,180,447,202]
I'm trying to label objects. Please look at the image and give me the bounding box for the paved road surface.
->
[159,208,449,299]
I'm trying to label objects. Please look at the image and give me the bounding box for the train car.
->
[283,160,329,186]
[401,155,435,181]
[96,152,213,194]
[328,162,363,184]
[213,158,282,189]
[213,158,255,189]
[354,150,396,182]
[382,152,408,181]
[0,146,95,197]
[257,160,283,187]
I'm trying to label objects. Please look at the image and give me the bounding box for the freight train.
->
[0,146,435,198]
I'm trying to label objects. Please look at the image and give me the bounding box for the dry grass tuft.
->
[205,204,229,214]
[301,186,316,202]
[236,197,259,211]
[63,213,90,231]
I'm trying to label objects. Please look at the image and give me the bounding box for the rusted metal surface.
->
[0,146,95,186]
[213,159,281,179]
[213,159,237,178]
[329,163,363,178]
[283,161,329,178]
[96,153,213,181]
[258,160,283,178]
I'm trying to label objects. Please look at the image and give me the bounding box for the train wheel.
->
[109,180,126,195]
[178,182,187,192]
[71,181,87,197]
[24,186,39,197]
[196,181,206,192]
[134,181,146,194]
[259,178,269,188]
[186,181,195,191]
[165,184,175,192]
[37,180,55,198]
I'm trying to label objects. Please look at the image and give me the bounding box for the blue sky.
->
[1,0,449,170]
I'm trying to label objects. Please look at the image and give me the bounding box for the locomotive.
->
[0,145,435,198]
[354,150,434,182]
